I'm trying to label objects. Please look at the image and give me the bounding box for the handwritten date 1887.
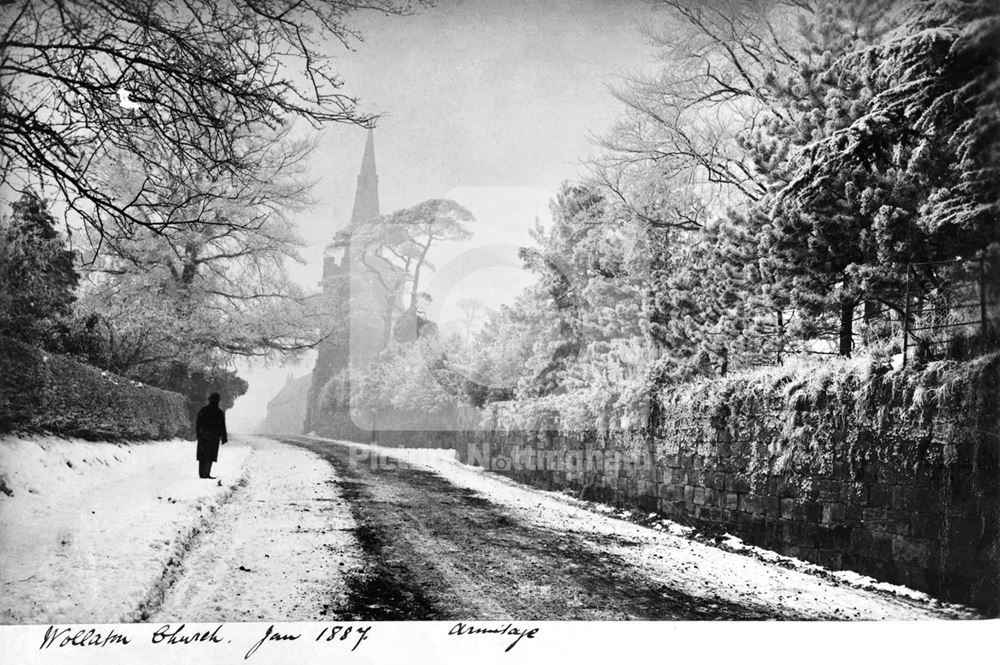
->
[244,623,371,659]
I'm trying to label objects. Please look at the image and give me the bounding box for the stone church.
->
[261,129,473,443]
[260,129,384,436]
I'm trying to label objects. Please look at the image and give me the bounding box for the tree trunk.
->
[839,301,854,356]
[864,300,879,323]
[379,293,395,351]
[776,309,785,364]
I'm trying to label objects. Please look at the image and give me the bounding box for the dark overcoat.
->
[196,403,228,462]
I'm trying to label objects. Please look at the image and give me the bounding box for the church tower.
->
[307,129,383,436]
[351,128,380,226]
[322,128,380,282]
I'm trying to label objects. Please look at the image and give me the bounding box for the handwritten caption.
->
[38,621,541,657]
[40,623,370,659]
[448,622,540,652]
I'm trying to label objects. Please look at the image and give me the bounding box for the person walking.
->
[196,392,228,479]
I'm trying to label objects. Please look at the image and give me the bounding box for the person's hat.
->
[208,392,221,403]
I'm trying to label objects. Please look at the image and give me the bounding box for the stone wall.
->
[464,355,1000,614]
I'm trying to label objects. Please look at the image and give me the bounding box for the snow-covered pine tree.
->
[0,191,79,346]
[778,0,1000,352]
[753,0,898,356]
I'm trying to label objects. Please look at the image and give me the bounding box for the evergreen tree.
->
[751,1,897,355]
[0,191,79,346]
[784,0,1000,323]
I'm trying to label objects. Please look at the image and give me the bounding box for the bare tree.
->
[593,0,818,228]
[0,0,417,248]
[75,122,325,376]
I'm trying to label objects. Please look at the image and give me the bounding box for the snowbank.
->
[0,435,250,623]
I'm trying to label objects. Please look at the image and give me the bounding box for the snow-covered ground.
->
[0,435,363,625]
[150,437,361,622]
[0,435,250,623]
[0,433,980,624]
[319,438,979,620]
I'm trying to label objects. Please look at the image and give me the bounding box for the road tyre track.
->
[334,476,439,619]
[127,474,249,622]
[277,436,786,620]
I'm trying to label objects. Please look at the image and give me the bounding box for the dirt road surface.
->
[263,436,969,621]
[141,435,973,622]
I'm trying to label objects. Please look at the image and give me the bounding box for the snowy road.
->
[0,434,976,623]
[149,439,362,622]
[265,436,973,621]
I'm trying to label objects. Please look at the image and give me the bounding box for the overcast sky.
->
[229,0,660,430]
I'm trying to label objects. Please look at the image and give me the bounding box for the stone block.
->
[892,535,931,568]
[913,487,943,514]
[798,521,820,545]
[844,504,864,523]
[868,484,891,508]
[945,496,980,518]
[744,495,765,516]
[871,532,894,560]
[816,549,844,570]
[781,521,798,543]
[725,492,740,511]
[822,502,846,524]
[850,527,873,551]
[803,501,824,523]
[799,546,820,563]
[693,487,707,505]
[818,524,852,549]
[816,480,841,503]
[780,498,795,520]
[947,517,983,545]
[899,565,928,591]
[909,513,943,540]
[862,507,891,532]
[943,545,982,572]
[891,485,912,511]
[734,510,755,532]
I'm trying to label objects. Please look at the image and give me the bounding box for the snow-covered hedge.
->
[0,336,189,440]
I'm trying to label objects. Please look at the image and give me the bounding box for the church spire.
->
[350,128,380,226]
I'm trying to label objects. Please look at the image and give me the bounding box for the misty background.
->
[228,0,658,430]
